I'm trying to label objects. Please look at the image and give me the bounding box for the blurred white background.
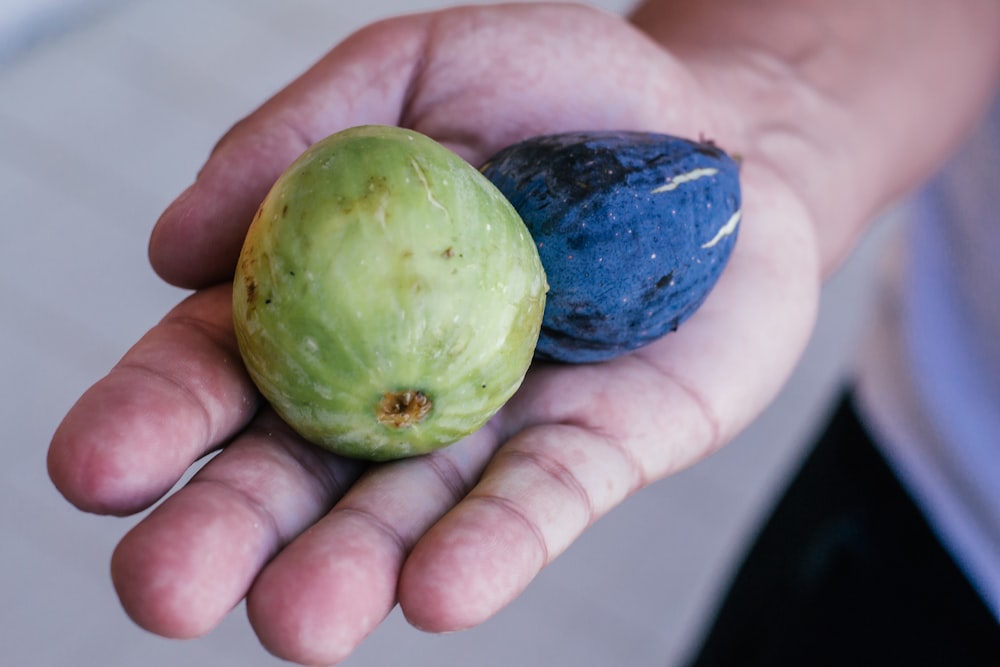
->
[0,1,893,665]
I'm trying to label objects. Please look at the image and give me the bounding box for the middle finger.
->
[110,408,364,639]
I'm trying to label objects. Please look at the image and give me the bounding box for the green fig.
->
[233,125,547,461]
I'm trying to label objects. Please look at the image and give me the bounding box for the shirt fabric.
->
[856,92,1000,619]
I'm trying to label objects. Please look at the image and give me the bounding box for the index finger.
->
[48,285,258,515]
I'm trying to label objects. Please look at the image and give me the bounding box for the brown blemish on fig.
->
[377,390,432,428]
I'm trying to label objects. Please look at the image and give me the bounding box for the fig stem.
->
[377,390,432,428]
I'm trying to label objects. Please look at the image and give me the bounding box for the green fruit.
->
[233,125,547,461]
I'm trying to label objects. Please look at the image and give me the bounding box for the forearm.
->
[629,0,1000,271]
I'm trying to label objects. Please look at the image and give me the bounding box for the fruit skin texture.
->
[233,125,547,461]
[481,131,741,363]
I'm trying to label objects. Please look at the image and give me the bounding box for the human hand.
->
[48,4,820,665]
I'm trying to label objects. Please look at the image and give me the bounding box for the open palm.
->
[49,5,819,665]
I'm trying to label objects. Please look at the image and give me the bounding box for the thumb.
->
[149,14,430,288]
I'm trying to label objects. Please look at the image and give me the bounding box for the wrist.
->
[630,0,1000,273]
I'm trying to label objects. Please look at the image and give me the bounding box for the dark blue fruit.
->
[481,131,741,363]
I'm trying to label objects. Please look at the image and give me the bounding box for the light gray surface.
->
[0,1,893,665]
